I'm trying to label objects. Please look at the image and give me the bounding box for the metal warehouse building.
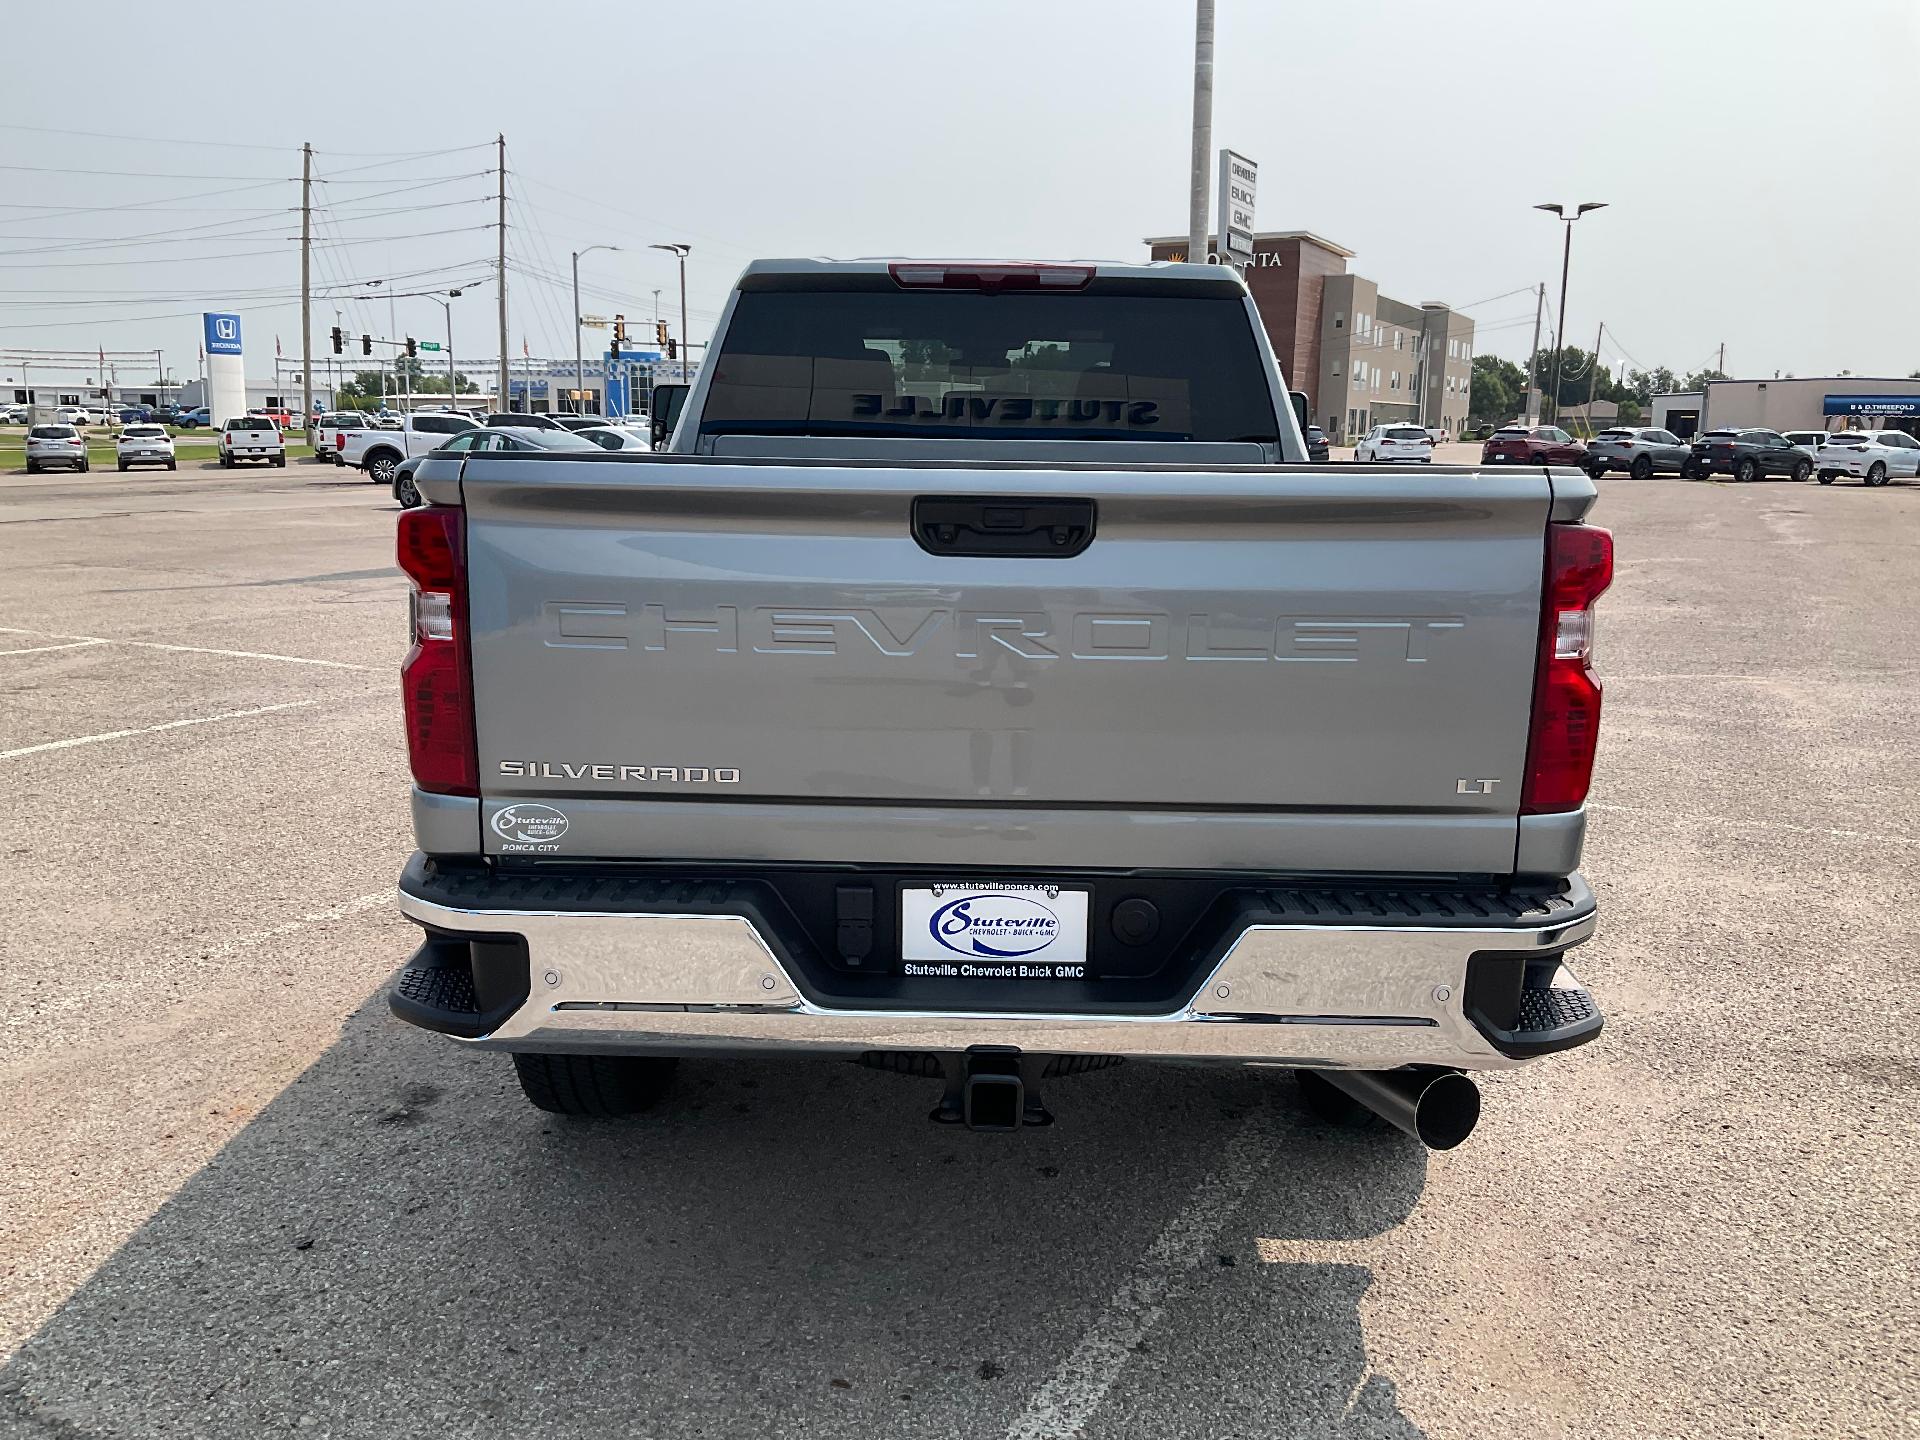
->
[1652,377,1920,440]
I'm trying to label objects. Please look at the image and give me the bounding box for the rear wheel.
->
[77,458,89,473]
[272,454,286,468]
[395,471,422,508]
[1734,457,1758,483]
[510,1052,677,1117]
[1631,455,1654,481]
[118,460,129,472]
[1588,462,1607,480]
[24,460,38,474]
[1792,459,1811,483]
[1866,461,1889,487]
[368,452,399,485]
[1818,472,1835,484]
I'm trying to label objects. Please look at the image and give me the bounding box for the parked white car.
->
[340,412,479,484]
[53,406,98,427]
[25,423,90,473]
[115,423,177,472]
[1814,429,1920,487]
[576,426,653,451]
[312,411,373,466]
[1356,423,1434,463]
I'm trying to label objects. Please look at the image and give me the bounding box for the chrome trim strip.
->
[395,885,1595,1071]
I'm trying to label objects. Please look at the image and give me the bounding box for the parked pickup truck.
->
[311,410,373,465]
[341,412,478,485]
[389,258,1613,1148]
[219,415,285,467]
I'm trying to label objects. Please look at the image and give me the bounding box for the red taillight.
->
[335,434,346,451]
[397,505,477,796]
[1522,523,1613,813]
[887,262,1094,291]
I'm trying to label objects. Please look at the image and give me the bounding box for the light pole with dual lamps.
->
[1534,202,1606,424]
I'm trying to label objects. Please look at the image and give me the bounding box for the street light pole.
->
[425,290,463,408]
[1188,0,1214,261]
[572,244,619,416]
[651,243,691,380]
[1535,202,1606,425]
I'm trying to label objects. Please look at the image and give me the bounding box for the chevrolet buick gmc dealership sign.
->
[1216,150,1257,269]
[203,313,242,356]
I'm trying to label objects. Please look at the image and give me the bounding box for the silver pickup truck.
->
[389,258,1612,1147]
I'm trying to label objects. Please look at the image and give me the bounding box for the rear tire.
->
[118,460,128,472]
[1818,472,1835,484]
[272,454,286,468]
[1631,455,1654,480]
[1734,457,1758,483]
[395,471,422,508]
[510,1051,677,1117]
[1867,461,1889,487]
[1792,459,1811,483]
[78,458,89,473]
[24,460,38,474]
[1588,462,1607,480]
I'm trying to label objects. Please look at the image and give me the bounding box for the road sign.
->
[1215,150,1257,269]
[580,314,609,328]
[418,341,443,352]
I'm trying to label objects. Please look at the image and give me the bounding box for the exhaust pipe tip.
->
[1302,1067,1482,1150]
[1408,1070,1480,1151]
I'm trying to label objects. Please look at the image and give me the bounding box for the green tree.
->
[1469,354,1525,424]
[1680,368,1726,393]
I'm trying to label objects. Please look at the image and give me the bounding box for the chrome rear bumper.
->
[394,872,1598,1072]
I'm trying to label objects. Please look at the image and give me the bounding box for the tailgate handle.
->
[912,496,1095,558]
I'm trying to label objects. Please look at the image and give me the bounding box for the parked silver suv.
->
[1586,426,1690,480]
[25,424,90,474]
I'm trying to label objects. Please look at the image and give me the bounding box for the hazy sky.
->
[4,0,1916,390]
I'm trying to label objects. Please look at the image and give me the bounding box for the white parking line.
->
[0,639,109,656]
[0,700,317,760]
[1005,1107,1273,1440]
[0,625,373,671]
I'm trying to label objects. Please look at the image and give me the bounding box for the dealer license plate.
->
[900,883,1090,979]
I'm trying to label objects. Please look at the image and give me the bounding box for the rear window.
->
[30,425,76,439]
[122,425,166,438]
[1702,430,1739,440]
[1385,427,1428,441]
[700,282,1280,443]
[1492,427,1527,437]
[1597,429,1633,441]
[226,417,274,431]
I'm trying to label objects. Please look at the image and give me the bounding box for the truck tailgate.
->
[458,458,1554,873]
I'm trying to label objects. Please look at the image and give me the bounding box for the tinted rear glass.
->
[701,286,1280,443]
[1492,428,1527,437]
[227,417,274,431]
[1597,429,1633,441]
[1385,427,1428,440]
[30,426,76,439]
[122,425,166,437]
[1702,431,1738,440]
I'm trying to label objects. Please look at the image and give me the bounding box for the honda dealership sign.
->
[202,312,245,424]
[1216,150,1257,269]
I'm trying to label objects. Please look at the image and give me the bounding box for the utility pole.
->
[1717,341,1725,377]
[1188,0,1215,261]
[496,134,509,410]
[1525,282,1545,424]
[300,142,313,430]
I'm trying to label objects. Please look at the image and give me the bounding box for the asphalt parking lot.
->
[1,456,1914,1439]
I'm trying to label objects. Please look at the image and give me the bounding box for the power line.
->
[0,124,494,159]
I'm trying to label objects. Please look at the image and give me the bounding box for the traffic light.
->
[609,333,621,362]
[613,314,627,345]
[330,325,343,355]
[361,334,372,356]
[404,336,417,359]
[667,338,678,360]
[655,320,669,348]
